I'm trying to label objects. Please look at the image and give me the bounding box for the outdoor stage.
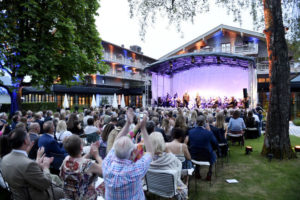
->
[145,52,257,108]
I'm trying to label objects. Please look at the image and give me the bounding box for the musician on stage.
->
[183,91,190,108]
[228,96,237,108]
[166,93,172,107]
[195,93,201,108]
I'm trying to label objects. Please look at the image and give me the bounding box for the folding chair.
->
[145,169,177,199]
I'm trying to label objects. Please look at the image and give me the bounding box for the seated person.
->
[166,128,191,169]
[149,132,188,199]
[1,128,64,200]
[227,110,246,134]
[60,135,103,199]
[244,111,257,128]
[102,108,153,200]
[187,115,218,181]
[38,121,68,171]
[55,120,72,142]
[84,118,100,135]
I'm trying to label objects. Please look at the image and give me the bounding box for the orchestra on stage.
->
[154,92,249,109]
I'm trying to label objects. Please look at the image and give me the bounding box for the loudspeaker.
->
[243,88,248,98]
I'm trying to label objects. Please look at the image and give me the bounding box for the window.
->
[258,78,265,83]
[221,43,231,53]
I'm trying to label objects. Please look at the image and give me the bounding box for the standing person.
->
[1,129,64,200]
[102,108,153,200]
[183,92,190,108]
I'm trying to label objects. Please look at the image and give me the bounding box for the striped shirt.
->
[102,149,152,200]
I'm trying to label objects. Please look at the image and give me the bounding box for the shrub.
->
[0,102,57,114]
[293,118,300,126]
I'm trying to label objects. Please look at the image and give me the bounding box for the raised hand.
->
[126,108,134,124]
[40,157,54,170]
[37,147,45,161]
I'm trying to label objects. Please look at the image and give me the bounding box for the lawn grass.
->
[188,136,300,200]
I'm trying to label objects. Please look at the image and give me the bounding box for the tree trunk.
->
[261,0,296,159]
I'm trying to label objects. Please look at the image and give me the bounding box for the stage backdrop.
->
[152,64,254,104]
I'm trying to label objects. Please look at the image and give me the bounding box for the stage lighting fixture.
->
[191,56,195,64]
[217,56,221,64]
[169,61,173,71]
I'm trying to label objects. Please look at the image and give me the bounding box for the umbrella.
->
[121,94,126,108]
[63,94,69,109]
[112,93,118,108]
[91,94,97,108]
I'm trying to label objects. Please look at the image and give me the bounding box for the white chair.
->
[191,159,215,188]
[145,169,177,198]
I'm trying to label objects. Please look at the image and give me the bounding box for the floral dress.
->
[60,156,104,200]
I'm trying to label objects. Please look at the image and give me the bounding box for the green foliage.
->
[127,0,299,40]
[293,118,300,126]
[0,0,109,88]
[0,102,57,113]
[21,102,57,112]
[288,40,300,62]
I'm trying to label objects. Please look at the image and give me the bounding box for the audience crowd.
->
[0,105,263,200]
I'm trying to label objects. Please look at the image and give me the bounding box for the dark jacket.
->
[38,134,67,170]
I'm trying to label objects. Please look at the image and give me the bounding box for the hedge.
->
[0,102,57,114]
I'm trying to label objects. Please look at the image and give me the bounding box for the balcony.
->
[257,62,300,74]
[234,44,258,55]
[103,52,146,69]
[194,44,258,55]
[103,70,147,81]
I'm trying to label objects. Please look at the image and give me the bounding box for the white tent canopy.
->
[91,95,97,108]
[63,94,69,109]
[121,94,126,108]
[112,93,118,108]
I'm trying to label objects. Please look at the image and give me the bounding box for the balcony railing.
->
[103,52,147,69]
[103,70,147,81]
[234,44,258,55]
[257,62,300,74]
[194,44,259,55]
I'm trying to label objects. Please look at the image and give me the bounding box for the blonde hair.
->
[56,120,67,133]
[215,112,225,129]
[149,132,166,154]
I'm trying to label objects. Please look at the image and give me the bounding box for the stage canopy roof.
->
[145,52,256,75]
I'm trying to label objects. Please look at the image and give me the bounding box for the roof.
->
[160,24,265,59]
[145,52,256,75]
[291,75,300,82]
[102,40,156,62]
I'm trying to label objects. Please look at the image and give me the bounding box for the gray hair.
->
[196,115,206,127]
[149,132,166,154]
[28,122,40,132]
[207,114,214,124]
[114,136,135,159]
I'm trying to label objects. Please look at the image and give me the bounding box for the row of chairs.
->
[144,143,230,199]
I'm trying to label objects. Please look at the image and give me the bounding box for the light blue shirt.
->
[228,118,246,131]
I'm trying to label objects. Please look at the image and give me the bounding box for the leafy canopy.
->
[128,0,299,41]
[0,0,109,88]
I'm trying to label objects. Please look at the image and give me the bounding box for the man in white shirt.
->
[83,110,93,127]
[84,118,100,135]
